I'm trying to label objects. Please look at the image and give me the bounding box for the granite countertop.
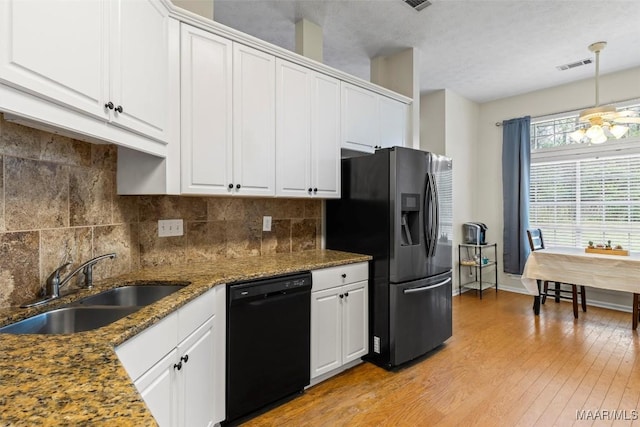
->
[0,249,370,425]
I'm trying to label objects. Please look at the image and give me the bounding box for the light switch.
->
[262,216,272,232]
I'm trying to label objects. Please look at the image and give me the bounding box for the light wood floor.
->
[243,290,640,427]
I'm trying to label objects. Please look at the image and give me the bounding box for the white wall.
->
[476,66,640,309]
[421,89,480,292]
[372,48,421,148]
[421,90,446,154]
[173,0,214,20]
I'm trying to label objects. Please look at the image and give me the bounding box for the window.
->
[529,102,640,250]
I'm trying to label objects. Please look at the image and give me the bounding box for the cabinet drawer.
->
[312,262,368,292]
[178,286,218,342]
[116,311,178,381]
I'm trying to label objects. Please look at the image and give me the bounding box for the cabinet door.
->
[233,43,276,196]
[177,317,217,427]
[0,0,108,119]
[379,96,407,149]
[275,59,312,197]
[342,280,369,364]
[180,24,233,195]
[110,0,173,143]
[311,73,341,198]
[134,348,179,427]
[311,287,342,378]
[341,82,377,153]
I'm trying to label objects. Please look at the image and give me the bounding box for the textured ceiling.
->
[213,0,640,103]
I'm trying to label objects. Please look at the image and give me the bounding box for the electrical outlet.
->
[262,216,272,232]
[158,219,184,237]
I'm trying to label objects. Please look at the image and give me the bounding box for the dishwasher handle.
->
[403,277,451,294]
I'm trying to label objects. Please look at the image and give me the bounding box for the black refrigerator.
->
[326,146,453,368]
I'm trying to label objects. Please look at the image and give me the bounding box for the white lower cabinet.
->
[116,286,225,427]
[178,317,217,427]
[311,262,369,383]
[135,348,179,426]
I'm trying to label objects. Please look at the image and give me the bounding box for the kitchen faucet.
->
[46,253,117,299]
[21,253,117,308]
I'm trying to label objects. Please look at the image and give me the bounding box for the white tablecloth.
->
[521,247,640,295]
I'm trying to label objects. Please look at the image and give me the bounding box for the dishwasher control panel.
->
[228,272,312,302]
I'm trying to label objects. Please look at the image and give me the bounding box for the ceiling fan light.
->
[590,133,608,144]
[610,124,629,139]
[569,128,586,142]
[585,124,604,140]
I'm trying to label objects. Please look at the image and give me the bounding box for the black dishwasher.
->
[226,271,312,425]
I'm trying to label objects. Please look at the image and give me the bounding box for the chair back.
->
[527,228,545,251]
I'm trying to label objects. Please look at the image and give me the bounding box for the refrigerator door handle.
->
[423,174,433,254]
[429,172,440,257]
[423,172,439,257]
[403,277,452,294]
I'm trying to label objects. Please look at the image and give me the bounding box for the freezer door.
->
[389,147,429,283]
[389,272,452,366]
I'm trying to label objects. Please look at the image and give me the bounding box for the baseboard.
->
[497,285,634,313]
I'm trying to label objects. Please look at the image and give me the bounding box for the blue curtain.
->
[502,116,531,274]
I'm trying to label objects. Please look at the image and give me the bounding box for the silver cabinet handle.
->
[403,277,451,294]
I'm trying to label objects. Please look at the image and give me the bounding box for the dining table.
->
[520,246,640,329]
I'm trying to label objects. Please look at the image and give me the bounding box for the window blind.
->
[530,154,640,250]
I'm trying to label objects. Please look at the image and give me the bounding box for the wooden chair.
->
[526,228,587,318]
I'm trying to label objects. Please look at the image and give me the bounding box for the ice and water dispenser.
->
[400,193,420,246]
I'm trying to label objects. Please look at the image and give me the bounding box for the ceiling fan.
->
[569,41,640,144]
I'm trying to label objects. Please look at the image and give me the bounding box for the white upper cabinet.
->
[310,73,341,198]
[276,60,312,197]
[378,95,407,149]
[180,24,233,195]
[341,82,378,153]
[180,32,276,196]
[0,0,176,155]
[232,43,276,196]
[341,82,409,153]
[276,60,340,198]
[109,0,173,143]
[0,0,108,118]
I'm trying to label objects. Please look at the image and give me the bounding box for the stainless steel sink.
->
[0,306,140,335]
[0,284,188,335]
[73,284,186,307]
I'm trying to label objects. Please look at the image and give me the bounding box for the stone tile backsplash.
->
[0,114,322,308]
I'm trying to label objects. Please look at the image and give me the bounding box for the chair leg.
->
[572,285,578,319]
[633,293,639,331]
[580,286,587,312]
[542,281,548,304]
[554,282,561,303]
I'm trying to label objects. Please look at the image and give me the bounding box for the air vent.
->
[404,0,432,11]
[556,58,592,71]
